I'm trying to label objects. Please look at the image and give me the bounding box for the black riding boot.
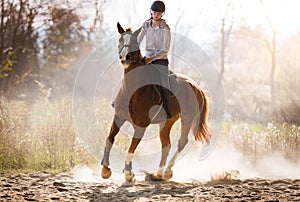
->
[160,87,171,118]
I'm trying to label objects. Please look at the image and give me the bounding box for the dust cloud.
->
[71,137,300,183]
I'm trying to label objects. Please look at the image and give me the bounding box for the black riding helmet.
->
[151,1,165,13]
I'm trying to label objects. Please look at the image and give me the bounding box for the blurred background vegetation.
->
[0,0,299,172]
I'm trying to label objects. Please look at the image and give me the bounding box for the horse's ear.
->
[133,27,142,37]
[117,22,125,34]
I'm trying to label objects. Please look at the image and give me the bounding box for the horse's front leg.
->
[123,127,146,183]
[101,115,125,179]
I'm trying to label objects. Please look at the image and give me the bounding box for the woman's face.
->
[151,10,163,21]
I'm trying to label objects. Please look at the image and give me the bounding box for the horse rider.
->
[137,0,171,118]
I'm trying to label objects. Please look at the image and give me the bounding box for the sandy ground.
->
[1,171,300,202]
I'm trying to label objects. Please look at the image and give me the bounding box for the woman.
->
[137,0,171,118]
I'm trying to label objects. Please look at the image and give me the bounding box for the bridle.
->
[118,32,133,56]
[118,44,130,55]
[118,33,144,65]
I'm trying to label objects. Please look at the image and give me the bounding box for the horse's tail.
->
[191,87,211,144]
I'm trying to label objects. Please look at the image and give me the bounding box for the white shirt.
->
[137,19,171,61]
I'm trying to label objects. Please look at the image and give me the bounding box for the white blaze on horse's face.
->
[118,33,132,64]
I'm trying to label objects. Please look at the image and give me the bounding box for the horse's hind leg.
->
[101,115,125,179]
[124,127,146,183]
[156,116,179,178]
[164,119,192,180]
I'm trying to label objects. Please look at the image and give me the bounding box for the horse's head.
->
[117,22,143,68]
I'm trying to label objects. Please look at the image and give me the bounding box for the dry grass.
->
[224,121,300,164]
[0,96,299,172]
[0,97,94,172]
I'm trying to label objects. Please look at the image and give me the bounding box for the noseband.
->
[119,32,134,55]
[118,44,130,55]
[119,33,144,64]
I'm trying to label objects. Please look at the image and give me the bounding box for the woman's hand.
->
[145,57,154,64]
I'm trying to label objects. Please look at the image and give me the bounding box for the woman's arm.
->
[151,28,171,61]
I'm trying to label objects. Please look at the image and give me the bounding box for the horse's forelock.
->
[125,27,132,32]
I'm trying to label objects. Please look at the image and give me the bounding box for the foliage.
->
[0,0,102,97]
[42,7,85,69]
[0,0,40,94]
[0,49,15,78]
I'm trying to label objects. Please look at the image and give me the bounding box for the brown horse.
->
[101,22,210,183]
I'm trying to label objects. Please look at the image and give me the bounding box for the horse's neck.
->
[124,51,144,73]
[123,56,144,86]
[124,62,141,75]
[134,50,144,63]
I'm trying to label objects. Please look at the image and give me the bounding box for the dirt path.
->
[1,172,300,201]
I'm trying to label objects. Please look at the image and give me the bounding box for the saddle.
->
[152,72,179,101]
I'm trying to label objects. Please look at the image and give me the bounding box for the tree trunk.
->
[220,19,225,78]
[270,30,276,105]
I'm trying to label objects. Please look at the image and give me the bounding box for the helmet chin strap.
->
[152,18,161,22]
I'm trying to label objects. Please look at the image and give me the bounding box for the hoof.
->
[101,166,112,179]
[125,171,135,182]
[163,170,173,181]
[145,172,164,181]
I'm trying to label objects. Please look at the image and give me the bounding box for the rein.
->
[122,57,145,66]
[129,57,145,65]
